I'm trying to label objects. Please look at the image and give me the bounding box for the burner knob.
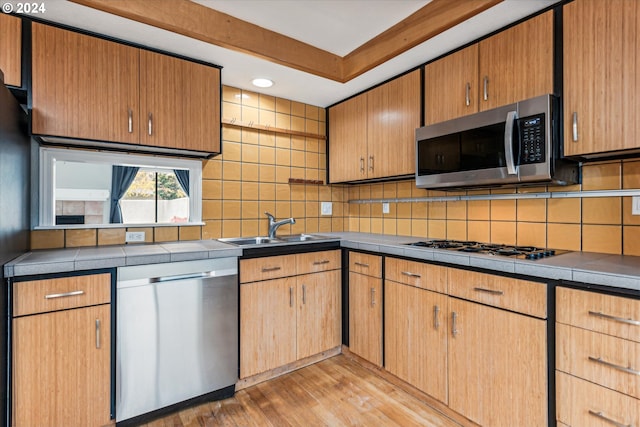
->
[548,250,555,256]
[526,253,536,260]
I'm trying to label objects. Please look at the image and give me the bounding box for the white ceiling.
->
[31,0,560,107]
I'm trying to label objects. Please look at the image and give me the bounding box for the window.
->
[39,147,202,227]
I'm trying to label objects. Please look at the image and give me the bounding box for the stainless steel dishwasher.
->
[116,257,238,422]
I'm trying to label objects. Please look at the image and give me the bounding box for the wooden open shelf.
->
[222,117,326,140]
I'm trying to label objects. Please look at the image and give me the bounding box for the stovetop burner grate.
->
[406,239,566,260]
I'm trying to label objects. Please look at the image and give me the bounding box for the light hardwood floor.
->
[141,355,463,427]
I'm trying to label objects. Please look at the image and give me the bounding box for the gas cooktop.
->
[405,240,568,260]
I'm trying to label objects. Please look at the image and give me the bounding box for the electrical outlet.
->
[321,202,332,216]
[382,202,390,214]
[633,196,640,215]
[126,231,146,242]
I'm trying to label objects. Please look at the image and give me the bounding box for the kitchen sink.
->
[218,234,332,246]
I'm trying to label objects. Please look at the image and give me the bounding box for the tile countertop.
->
[4,232,640,293]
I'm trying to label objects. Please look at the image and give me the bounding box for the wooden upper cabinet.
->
[478,10,554,111]
[329,70,420,183]
[425,44,479,125]
[563,0,640,156]
[0,14,22,87]
[368,70,421,178]
[31,23,140,144]
[424,11,553,124]
[139,50,220,153]
[328,93,368,182]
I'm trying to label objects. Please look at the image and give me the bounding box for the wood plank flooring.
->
[141,355,462,427]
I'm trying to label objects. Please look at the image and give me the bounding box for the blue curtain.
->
[174,169,190,197]
[110,165,139,223]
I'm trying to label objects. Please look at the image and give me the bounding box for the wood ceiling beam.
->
[342,0,503,81]
[69,0,503,83]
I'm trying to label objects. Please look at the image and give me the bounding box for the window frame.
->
[39,147,202,228]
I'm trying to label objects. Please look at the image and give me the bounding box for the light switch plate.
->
[382,202,390,214]
[126,231,146,242]
[633,196,640,215]
[321,202,332,216]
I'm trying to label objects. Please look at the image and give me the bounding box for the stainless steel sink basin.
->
[277,234,327,242]
[218,236,281,246]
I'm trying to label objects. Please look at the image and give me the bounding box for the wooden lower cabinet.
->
[12,304,111,427]
[448,297,547,427]
[384,280,448,403]
[348,271,382,366]
[240,277,297,378]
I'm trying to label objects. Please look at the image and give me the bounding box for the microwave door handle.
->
[504,110,518,175]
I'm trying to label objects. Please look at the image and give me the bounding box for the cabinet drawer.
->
[349,252,382,278]
[557,371,640,427]
[557,287,640,343]
[448,268,546,318]
[385,257,447,293]
[240,255,296,283]
[13,273,111,316]
[557,323,640,399]
[296,250,340,275]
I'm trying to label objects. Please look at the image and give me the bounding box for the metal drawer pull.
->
[302,284,307,304]
[401,271,422,278]
[588,410,633,427]
[588,356,640,376]
[45,290,84,299]
[572,112,578,142]
[473,287,504,296]
[370,288,376,307]
[313,260,330,265]
[95,319,101,349]
[354,262,369,268]
[289,287,293,308]
[433,305,440,330]
[262,266,282,273]
[588,311,640,326]
[452,312,458,337]
[128,109,133,133]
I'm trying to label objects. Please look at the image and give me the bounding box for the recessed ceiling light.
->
[252,78,274,88]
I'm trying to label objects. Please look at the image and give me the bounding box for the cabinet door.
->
[385,281,448,403]
[368,70,421,178]
[0,14,22,87]
[240,277,297,378]
[563,0,640,156]
[13,304,111,427]
[297,270,341,359]
[328,94,368,183]
[479,11,554,111]
[31,23,140,143]
[139,50,221,153]
[424,44,479,124]
[348,272,382,366]
[448,298,547,427]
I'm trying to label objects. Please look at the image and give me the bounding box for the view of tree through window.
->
[121,170,189,223]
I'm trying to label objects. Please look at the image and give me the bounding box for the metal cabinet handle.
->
[148,113,153,136]
[473,287,504,296]
[370,288,376,307]
[588,310,640,326]
[360,157,365,174]
[368,155,374,172]
[588,356,640,376]
[433,305,440,330]
[289,287,293,308]
[401,271,421,278]
[354,262,369,268]
[45,290,84,299]
[483,76,489,101]
[128,109,133,133]
[262,266,282,273]
[588,410,633,427]
[313,260,330,265]
[302,284,307,305]
[95,319,101,349]
[572,111,578,142]
[465,82,471,106]
[452,312,458,337]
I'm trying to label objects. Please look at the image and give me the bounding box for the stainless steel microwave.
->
[415,94,578,189]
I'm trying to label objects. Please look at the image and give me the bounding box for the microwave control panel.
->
[518,115,545,164]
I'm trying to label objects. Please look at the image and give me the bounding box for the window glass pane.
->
[157,171,189,223]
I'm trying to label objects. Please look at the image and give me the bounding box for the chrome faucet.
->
[265,212,295,239]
